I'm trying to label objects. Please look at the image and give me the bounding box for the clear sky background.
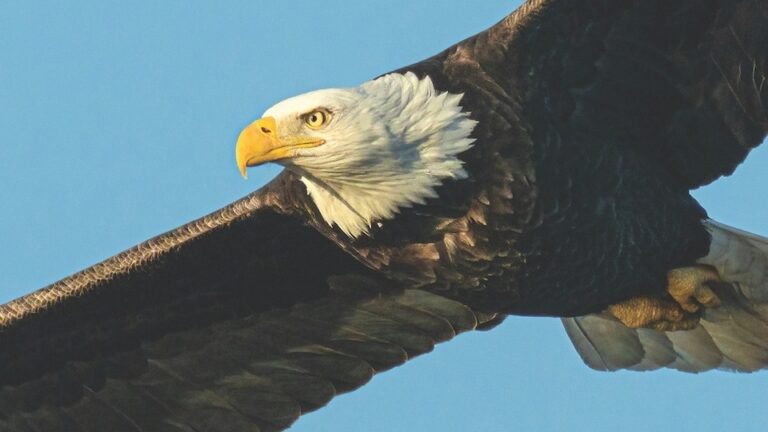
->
[1,1,767,431]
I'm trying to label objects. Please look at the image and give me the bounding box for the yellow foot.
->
[666,266,722,313]
[606,296,699,331]
[606,265,723,331]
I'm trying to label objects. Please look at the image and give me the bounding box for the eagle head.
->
[236,72,477,238]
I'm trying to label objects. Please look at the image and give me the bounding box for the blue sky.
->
[1,1,767,431]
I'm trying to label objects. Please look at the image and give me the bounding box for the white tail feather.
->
[563,220,768,372]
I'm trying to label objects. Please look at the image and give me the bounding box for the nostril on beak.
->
[261,127,271,134]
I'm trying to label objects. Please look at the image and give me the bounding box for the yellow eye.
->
[304,109,330,129]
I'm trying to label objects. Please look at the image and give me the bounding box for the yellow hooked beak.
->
[235,117,325,179]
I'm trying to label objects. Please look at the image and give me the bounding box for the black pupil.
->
[311,113,320,123]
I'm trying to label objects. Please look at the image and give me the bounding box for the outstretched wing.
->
[564,220,768,372]
[514,0,768,188]
[407,0,767,187]
[0,174,490,431]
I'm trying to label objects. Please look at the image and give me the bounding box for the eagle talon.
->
[606,266,724,331]
[667,266,722,313]
[606,295,699,331]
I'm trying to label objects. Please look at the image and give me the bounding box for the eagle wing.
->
[405,0,767,187]
[509,0,768,188]
[0,174,489,431]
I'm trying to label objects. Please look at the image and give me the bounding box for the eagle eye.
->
[304,108,331,129]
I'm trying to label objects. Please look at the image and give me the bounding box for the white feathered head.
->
[236,72,476,237]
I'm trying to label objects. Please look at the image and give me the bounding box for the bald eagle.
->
[2,1,768,431]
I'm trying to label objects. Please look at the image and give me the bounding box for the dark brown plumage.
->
[2,1,767,430]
